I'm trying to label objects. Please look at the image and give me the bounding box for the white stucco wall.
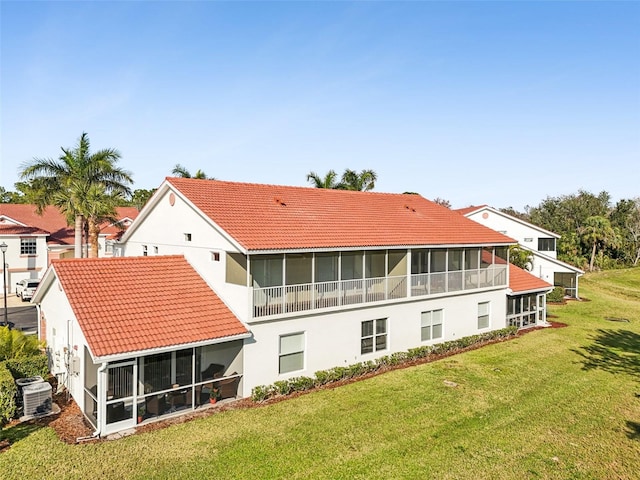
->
[241,288,507,396]
[0,235,48,293]
[121,188,249,318]
[466,209,558,258]
[39,275,89,411]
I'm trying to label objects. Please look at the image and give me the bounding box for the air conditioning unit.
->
[23,381,52,417]
[15,376,45,411]
[16,376,45,390]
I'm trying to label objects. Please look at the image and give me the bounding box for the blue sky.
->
[1,1,638,210]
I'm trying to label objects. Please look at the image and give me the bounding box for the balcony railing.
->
[252,265,507,318]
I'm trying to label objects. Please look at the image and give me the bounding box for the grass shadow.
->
[573,329,640,442]
[626,421,640,440]
[0,421,43,445]
[572,329,640,377]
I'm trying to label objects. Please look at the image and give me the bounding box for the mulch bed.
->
[1,321,569,449]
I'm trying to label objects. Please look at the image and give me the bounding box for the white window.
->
[184,233,192,242]
[279,332,304,374]
[211,251,220,262]
[20,238,37,255]
[142,245,148,256]
[478,302,490,329]
[361,319,387,354]
[154,246,159,255]
[421,309,443,341]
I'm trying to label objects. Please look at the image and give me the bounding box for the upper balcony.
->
[243,247,509,319]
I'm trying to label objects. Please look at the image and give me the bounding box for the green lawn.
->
[2,269,639,479]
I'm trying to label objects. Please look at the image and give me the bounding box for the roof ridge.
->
[52,254,185,265]
[166,176,424,199]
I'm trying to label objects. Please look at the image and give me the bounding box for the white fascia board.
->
[30,264,59,303]
[118,180,248,254]
[118,180,171,243]
[91,332,252,364]
[0,215,27,227]
[248,241,517,255]
[507,286,554,296]
[524,247,585,274]
[465,206,561,239]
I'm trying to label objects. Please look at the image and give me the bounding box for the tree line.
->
[1,133,638,270]
[502,191,640,271]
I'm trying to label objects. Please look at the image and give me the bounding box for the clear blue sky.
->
[1,1,638,210]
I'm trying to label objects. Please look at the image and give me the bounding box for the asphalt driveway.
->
[1,293,37,334]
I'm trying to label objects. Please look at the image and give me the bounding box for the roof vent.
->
[274,197,286,206]
[404,205,416,212]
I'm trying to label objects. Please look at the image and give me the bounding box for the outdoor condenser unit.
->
[22,381,52,417]
[16,376,45,391]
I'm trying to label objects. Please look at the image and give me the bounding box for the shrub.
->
[0,362,17,425]
[251,327,520,403]
[289,376,315,392]
[251,385,271,402]
[5,355,48,379]
[313,369,331,386]
[0,326,43,361]
[547,286,565,303]
[273,380,292,396]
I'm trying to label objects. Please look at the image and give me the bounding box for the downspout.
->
[36,303,42,341]
[77,361,107,442]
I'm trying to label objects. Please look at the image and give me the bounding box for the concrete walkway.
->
[3,292,32,308]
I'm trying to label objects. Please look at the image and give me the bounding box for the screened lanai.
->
[241,247,509,318]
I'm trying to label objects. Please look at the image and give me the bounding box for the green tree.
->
[339,169,377,191]
[433,197,451,209]
[0,326,43,361]
[580,216,617,271]
[508,245,534,271]
[20,132,133,258]
[172,164,210,179]
[128,188,156,210]
[609,198,640,266]
[306,170,340,189]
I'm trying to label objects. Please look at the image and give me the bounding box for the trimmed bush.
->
[0,362,17,425]
[5,355,48,380]
[251,327,519,403]
[547,286,565,303]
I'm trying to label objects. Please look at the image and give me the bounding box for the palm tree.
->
[339,169,377,191]
[20,133,133,258]
[172,164,210,179]
[306,170,339,189]
[508,245,534,271]
[580,215,618,271]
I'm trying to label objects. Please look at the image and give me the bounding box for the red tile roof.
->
[0,225,49,235]
[50,255,248,358]
[167,178,515,251]
[0,204,138,245]
[508,264,553,293]
[455,205,486,216]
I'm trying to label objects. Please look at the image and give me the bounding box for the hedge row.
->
[5,355,49,379]
[0,362,17,425]
[0,355,50,425]
[251,326,518,402]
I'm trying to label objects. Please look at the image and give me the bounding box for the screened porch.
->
[248,247,509,318]
[83,340,243,433]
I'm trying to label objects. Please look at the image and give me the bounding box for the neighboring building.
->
[0,204,138,293]
[34,178,552,436]
[457,205,583,298]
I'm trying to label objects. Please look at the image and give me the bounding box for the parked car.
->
[15,279,40,301]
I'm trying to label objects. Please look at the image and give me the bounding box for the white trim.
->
[461,206,560,239]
